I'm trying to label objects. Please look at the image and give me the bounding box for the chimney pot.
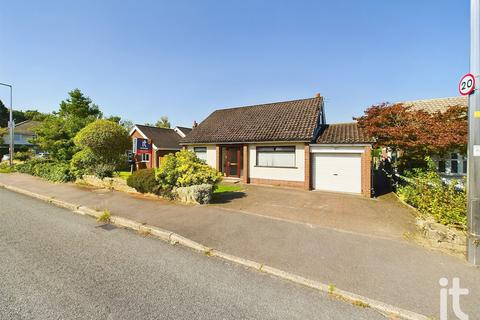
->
[193,120,198,128]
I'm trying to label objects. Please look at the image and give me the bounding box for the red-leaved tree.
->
[355,103,467,158]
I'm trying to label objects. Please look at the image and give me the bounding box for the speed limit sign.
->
[459,73,476,96]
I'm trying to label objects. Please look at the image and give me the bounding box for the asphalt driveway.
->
[212,183,418,240]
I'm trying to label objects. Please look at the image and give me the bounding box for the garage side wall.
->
[361,146,372,198]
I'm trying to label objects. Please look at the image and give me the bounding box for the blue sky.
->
[0,0,470,127]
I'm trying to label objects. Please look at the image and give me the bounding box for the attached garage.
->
[312,152,361,193]
[310,123,373,197]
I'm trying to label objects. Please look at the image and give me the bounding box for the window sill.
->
[254,165,298,169]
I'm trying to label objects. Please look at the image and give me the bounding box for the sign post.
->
[467,0,480,265]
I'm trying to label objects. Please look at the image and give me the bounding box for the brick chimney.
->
[314,93,321,98]
[192,120,198,128]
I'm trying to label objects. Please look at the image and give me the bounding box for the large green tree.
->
[155,116,171,129]
[0,100,9,127]
[34,89,102,161]
[0,100,47,126]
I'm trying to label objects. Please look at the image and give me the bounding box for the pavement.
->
[0,188,386,320]
[1,173,479,318]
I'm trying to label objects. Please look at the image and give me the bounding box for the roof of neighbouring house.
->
[131,124,184,150]
[400,96,467,113]
[180,96,323,144]
[175,126,192,135]
[315,122,373,144]
[14,120,42,135]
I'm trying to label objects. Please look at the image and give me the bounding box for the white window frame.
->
[141,153,150,163]
[255,146,296,168]
[193,147,207,161]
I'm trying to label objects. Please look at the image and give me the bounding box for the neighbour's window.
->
[463,157,468,174]
[141,153,150,163]
[450,153,458,174]
[194,147,207,161]
[438,160,446,173]
[256,146,295,167]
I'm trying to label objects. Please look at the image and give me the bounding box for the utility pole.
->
[468,0,480,265]
[0,83,13,166]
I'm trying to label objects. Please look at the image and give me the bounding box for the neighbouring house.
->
[386,96,467,179]
[1,120,42,157]
[129,125,191,169]
[180,95,373,197]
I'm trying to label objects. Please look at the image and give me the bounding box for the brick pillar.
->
[215,145,221,171]
[361,146,372,198]
[304,144,311,191]
[152,150,158,168]
[242,144,249,183]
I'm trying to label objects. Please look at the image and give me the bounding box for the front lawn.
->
[116,171,132,180]
[214,184,243,194]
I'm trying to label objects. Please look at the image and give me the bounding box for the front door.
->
[222,146,242,178]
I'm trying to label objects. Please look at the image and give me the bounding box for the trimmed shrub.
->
[17,159,73,182]
[397,159,466,228]
[70,149,119,179]
[16,158,50,175]
[0,161,15,173]
[175,184,213,204]
[155,150,222,197]
[71,119,130,179]
[126,168,158,194]
[14,151,33,161]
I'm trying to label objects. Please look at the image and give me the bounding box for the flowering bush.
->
[155,150,222,198]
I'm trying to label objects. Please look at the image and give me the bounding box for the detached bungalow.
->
[129,125,191,169]
[180,95,373,197]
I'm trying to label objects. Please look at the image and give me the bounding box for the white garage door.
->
[312,153,362,194]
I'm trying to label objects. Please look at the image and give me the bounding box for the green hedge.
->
[397,163,466,228]
[17,159,74,182]
[126,169,158,194]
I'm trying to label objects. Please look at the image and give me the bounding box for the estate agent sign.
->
[134,138,152,154]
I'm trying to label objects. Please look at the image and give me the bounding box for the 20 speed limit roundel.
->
[459,73,476,96]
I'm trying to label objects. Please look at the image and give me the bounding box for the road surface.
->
[0,188,385,319]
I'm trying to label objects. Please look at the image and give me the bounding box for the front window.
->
[194,147,207,161]
[256,146,295,168]
[141,153,150,163]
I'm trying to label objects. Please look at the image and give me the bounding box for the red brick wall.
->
[249,178,305,189]
[130,129,153,169]
[361,146,372,198]
[242,145,249,183]
[304,144,311,190]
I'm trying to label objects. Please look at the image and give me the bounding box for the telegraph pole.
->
[467,0,480,265]
[0,83,13,167]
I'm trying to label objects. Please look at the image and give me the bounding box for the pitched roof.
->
[180,97,323,144]
[315,122,373,144]
[14,120,41,135]
[133,125,183,150]
[175,126,192,135]
[400,96,467,113]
